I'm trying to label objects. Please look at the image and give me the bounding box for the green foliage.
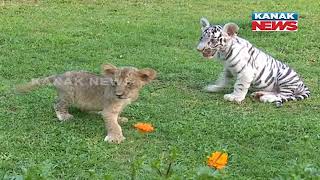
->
[0,0,319,179]
[273,164,320,180]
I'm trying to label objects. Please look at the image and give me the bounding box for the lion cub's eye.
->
[113,81,118,86]
[127,82,133,86]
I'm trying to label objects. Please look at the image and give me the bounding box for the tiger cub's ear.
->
[223,23,239,37]
[200,17,210,30]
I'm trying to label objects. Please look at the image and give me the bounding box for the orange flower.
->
[133,123,154,133]
[207,151,228,170]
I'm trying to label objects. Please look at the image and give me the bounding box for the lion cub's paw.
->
[204,84,223,93]
[118,117,128,124]
[56,113,74,121]
[224,94,245,104]
[104,134,125,144]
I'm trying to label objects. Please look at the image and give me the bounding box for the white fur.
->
[251,91,282,103]
[204,85,223,92]
[260,95,280,103]
[198,19,309,105]
[224,93,245,103]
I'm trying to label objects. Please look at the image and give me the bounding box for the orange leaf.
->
[207,151,228,170]
[133,123,154,133]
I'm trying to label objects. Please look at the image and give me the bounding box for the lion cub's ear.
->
[137,68,157,83]
[102,64,117,75]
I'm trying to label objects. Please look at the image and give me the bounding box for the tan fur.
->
[16,64,157,143]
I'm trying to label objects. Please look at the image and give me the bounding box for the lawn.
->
[0,0,319,179]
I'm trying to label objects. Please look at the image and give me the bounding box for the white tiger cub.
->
[197,18,310,107]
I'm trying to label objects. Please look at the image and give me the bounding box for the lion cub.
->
[17,64,157,143]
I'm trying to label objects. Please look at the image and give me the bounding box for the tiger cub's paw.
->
[204,85,223,93]
[224,94,245,104]
[250,92,265,100]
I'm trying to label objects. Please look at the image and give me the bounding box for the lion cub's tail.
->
[15,75,57,93]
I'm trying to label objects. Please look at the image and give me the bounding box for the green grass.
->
[1,0,320,179]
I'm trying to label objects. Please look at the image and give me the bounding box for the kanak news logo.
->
[252,12,298,31]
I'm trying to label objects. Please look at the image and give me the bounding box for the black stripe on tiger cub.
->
[259,77,275,89]
[278,77,299,87]
[225,48,233,59]
[255,66,266,81]
[278,68,292,81]
[264,69,273,83]
[228,47,245,62]
[229,59,240,68]
[237,65,246,74]
[248,46,254,53]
